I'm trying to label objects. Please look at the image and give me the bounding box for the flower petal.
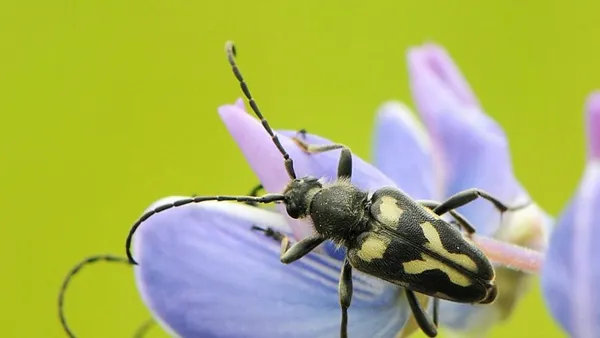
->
[586,91,600,160]
[541,163,600,338]
[218,100,396,244]
[407,43,528,236]
[275,130,397,192]
[407,43,499,136]
[132,198,408,338]
[217,102,290,199]
[542,93,600,338]
[408,43,552,335]
[371,101,437,200]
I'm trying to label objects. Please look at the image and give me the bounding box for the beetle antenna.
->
[126,193,286,264]
[58,254,131,338]
[225,41,297,179]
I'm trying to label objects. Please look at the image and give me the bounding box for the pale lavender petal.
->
[217,102,290,198]
[132,198,408,338]
[417,44,480,108]
[408,43,551,335]
[586,92,600,160]
[542,93,600,338]
[407,43,501,137]
[372,101,438,200]
[541,197,579,336]
[218,100,396,243]
[234,97,245,110]
[542,163,600,338]
[407,43,528,236]
[275,130,396,192]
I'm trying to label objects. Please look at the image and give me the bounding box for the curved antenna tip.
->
[225,41,236,56]
[126,250,139,265]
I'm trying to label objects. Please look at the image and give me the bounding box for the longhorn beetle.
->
[124,41,530,338]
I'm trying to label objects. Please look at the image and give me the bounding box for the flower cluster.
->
[130,44,598,337]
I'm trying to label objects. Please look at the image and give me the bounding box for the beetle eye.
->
[286,203,301,219]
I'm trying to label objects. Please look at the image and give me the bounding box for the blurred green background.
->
[3,0,598,337]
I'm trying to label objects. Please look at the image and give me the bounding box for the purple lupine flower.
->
[542,92,600,338]
[407,43,553,337]
[130,45,548,338]
[130,98,414,338]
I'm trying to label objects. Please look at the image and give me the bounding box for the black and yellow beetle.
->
[124,41,529,338]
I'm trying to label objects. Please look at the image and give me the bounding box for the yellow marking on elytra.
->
[356,234,391,262]
[403,254,472,287]
[379,196,404,224]
[424,207,441,219]
[420,222,478,273]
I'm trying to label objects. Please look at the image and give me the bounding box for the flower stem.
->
[472,234,544,274]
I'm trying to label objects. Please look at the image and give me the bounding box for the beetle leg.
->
[291,137,353,179]
[251,225,285,241]
[432,188,531,216]
[279,235,325,263]
[335,147,352,179]
[444,212,476,234]
[132,318,155,338]
[447,220,461,231]
[248,183,263,197]
[339,258,353,338]
[251,225,325,263]
[432,297,439,327]
[243,183,264,207]
[406,289,438,337]
[291,137,346,154]
[417,200,476,234]
[296,128,308,139]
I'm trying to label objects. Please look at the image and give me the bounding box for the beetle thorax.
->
[309,180,370,243]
